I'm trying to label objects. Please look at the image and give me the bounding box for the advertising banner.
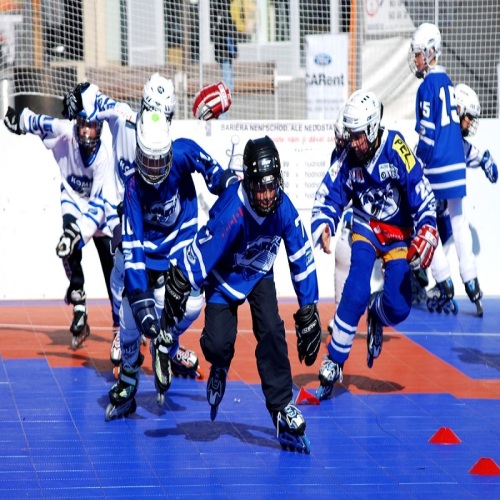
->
[305,33,348,120]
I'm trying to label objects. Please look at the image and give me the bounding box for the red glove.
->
[407,224,438,270]
[192,81,232,120]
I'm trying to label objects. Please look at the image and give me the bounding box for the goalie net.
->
[0,1,498,121]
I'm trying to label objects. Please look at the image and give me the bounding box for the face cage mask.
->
[246,175,283,216]
[136,146,173,185]
[75,119,102,149]
[460,112,479,137]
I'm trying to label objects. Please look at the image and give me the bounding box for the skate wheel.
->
[367,352,374,369]
[210,404,218,421]
[105,398,136,421]
[196,367,204,380]
[157,392,165,407]
[113,365,120,380]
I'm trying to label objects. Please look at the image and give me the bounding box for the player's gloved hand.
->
[293,303,322,366]
[4,106,25,135]
[129,289,160,339]
[55,221,82,258]
[62,82,90,119]
[162,265,191,329]
[217,169,239,193]
[407,224,438,271]
[480,150,498,184]
[192,81,232,120]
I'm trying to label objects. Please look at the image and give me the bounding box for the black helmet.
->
[243,136,283,216]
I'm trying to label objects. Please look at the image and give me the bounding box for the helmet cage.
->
[136,146,172,185]
[243,137,283,216]
[75,114,102,149]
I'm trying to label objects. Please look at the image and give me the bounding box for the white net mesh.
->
[0,1,498,120]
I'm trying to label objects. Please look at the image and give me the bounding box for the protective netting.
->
[0,1,498,120]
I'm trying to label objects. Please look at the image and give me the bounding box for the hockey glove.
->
[407,224,438,271]
[480,150,498,184]
[56,221,82,258]
[4,106,25,135]
[293,303,322,366]
[162,265,191,329]
[62,82,90,119]
[192,81,232,120]
[217,168,239,194]
[129,289,160,339]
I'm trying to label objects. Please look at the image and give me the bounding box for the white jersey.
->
[79,84,137,233]
[20,108,113,242]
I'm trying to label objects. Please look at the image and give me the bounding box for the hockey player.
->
[161,136,321,454]
[311,90,437,400]
[84,107,237,419]
[419,83,498,315]
[63,76,232,376]
[3,106,117,349]
[409,23,483,316]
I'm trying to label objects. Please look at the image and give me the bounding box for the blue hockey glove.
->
[217,168,239,193]
[56,221,82,258]
[162,265,191,329]
[4,106,25,135]
[293,303,321,366]
[129,289,160,339]
[480,150,498,184]
[62,82,90,119]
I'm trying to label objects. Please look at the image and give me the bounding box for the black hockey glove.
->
[293,303,321,366]
[217,169,239,194]
[55,221,82,258]
[4,106,25,135]
[129,289,160,339]
[162,265,191,329]
[62,82,90,119]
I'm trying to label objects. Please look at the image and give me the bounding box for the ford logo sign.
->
[314,53,332,66]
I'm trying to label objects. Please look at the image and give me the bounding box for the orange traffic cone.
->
[295,387,320,405]
[428,427,462,445]
[469,457,500,475]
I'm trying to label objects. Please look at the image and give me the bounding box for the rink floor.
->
[0,297,499,499]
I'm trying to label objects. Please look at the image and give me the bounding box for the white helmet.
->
[136,110,173,185]
[343,90,381,144]
[455,83,480,137]
[142,73,176,121]
[408,23,441,78]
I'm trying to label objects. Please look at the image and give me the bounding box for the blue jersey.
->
[122,138,229,293]
[311,128,436,252]
[176,182,319,307]
[414,65,466,199]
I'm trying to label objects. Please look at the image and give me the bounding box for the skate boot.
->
[411,268,429,304]
[150,331,173,407]
[316,356,343,401]
[207,365,228,421]
[105,354,143,421]
[426,278,458,315]
[272,401,311,454]
[65,289,90,350]
[366,293,383,368]
[464,277,483,317]
[110,328,122,379]
[171,346,204,379]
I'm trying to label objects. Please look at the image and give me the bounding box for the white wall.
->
[1,118,499,301]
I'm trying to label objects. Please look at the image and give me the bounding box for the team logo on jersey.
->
[67,174,92,197]
[378,163,399,181]
[235,235,280,280]
[359,184,401,220]
[145,194,180,227]
[392,135,415,172]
